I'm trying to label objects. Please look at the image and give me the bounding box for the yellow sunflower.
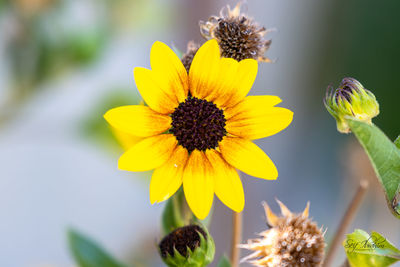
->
[104,39,293,219]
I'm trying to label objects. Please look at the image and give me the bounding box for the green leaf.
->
[217,255,232,267]
[347,119,400,219]
[395,135,400,149]
[68,229,126,267]
[80,89,139,150]
[343,229,400,267]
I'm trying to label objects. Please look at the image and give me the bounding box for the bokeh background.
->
[1,0,399,266]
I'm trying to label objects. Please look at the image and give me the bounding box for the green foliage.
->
[343,229,400,267]
[68,229,126,267]
[347,118,400,219]
[395,135,400,149]
[80,89,139,150]
[217,255,232,267]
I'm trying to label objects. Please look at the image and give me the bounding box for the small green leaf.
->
[217,255,232,267]
[68,229,126,267]
[395,135,400,149]
[347,119,400,219]
[343,229,400,267]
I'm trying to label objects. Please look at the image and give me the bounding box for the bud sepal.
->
[159,224,215,267]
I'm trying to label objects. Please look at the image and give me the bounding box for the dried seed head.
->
[181,41,200,73]
[199,1,272,62]
[240,200,325,267]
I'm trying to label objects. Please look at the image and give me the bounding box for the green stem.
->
[172,191,185,228]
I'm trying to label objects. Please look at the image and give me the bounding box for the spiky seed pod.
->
[158,224,215,267]
[199,1,272,62]
[181,41,200,73]
[240,200,326,267]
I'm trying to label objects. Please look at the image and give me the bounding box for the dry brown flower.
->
[240,200,325,266]
[199,1,272,62]
[181,41,201,73]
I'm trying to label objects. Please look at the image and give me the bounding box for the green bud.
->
[324,77,379,133]
[158,224,215,267]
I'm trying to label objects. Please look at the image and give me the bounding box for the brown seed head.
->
[181,41,200,73]
[199,1,272,62]
[240,200,325,267]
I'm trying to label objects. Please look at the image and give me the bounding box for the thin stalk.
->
[231,211,242,267]
[172,192,185,228]
[323,180,369,267]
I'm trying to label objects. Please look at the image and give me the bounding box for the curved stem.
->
[323,180,369,267]
[231,211,242,267]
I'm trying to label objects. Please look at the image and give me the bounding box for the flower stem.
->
[323,180,369,267]
[231,211,242,267]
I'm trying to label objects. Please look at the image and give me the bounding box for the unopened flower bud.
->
[158,225,215,267]
[324,77,379,133]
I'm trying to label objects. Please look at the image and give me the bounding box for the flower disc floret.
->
[170,96,227,153]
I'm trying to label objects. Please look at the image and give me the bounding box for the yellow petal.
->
[133,67,178,114]
[150,146,188,204]
[225,96,293,140]
[150,41,189,103]
[110,126,143,151]
[217,59,258,108]
[189,39,221,99]
[104,105,171,137]
[205,57,239,105]
[206,150,244,213]
[219,137,278,180]
[183,150,214,219]
[118,134,177,172]
[224,95,282,120]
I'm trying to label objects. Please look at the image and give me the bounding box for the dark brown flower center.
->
[170,96,227,153]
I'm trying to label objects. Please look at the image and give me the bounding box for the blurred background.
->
[0,0,399,266]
